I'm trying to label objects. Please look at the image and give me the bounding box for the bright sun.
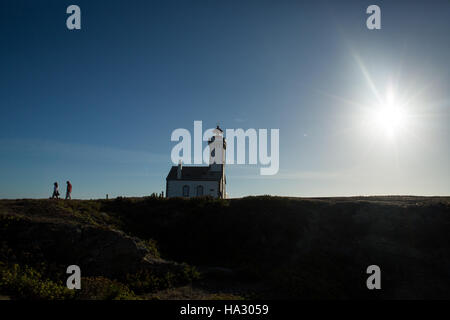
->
[370,86,409,138]
[374,104,406,136]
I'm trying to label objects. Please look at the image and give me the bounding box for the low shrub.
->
[126,264,200,294]
[75,277,139,300]
[0,263,74,300]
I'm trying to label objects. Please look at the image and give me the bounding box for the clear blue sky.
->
[0,0,449,199]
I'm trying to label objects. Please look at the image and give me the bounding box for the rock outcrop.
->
[0,215,180,278]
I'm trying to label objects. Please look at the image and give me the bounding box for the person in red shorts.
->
[66,181,72,200]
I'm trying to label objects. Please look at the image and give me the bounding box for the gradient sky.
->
[0,0,449,199]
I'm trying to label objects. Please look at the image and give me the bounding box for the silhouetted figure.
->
[66,181,72,200]
[51,182,60,199]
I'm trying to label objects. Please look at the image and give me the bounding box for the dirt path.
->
[144,276,270,300]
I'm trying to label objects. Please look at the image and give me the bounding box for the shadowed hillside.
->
[1,196,450,299]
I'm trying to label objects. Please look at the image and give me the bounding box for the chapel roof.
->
[166,166,223,181]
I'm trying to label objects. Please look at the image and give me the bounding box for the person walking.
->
[51,182,60,199]
[66,181,72,200]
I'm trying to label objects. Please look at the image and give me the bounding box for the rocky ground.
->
[1,196,450,299]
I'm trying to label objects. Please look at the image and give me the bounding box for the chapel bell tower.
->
[208,125,226,172]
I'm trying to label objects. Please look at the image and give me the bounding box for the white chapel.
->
[166,125,227,198]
